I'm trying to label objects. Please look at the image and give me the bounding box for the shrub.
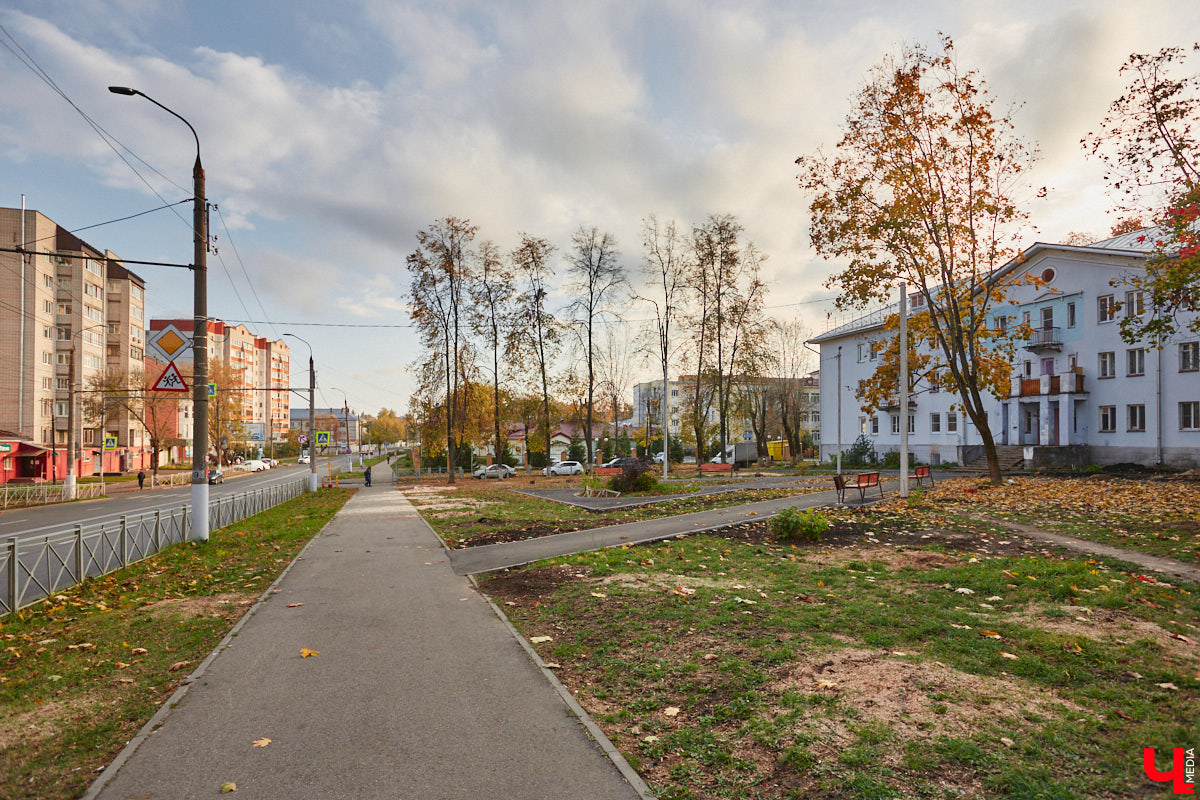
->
[842,434,876,467]
[768,506,828,542]
[905,487,924,508]
[609,461,658,493]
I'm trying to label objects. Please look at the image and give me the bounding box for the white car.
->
[298,454,311,465]
[543,460,584,476]
[474,463,516,479]
[244,459,269,472]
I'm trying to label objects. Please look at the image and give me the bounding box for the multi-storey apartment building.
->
[151,318,290,449]
[809,229,1200,469]
[0,207,151,482]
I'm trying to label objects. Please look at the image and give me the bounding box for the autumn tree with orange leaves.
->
[796,36,1039,484]
[1085,44,1200,342]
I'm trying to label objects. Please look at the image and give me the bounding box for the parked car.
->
[652,451,666,464]
[263,457,279,467]
[543,460,584,476]
[474,463,516,480]
[207,468,224,484]
[602,456,641,470]
[243,459,269,472]
[297,454,311,465]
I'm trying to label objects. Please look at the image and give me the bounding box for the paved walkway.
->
[88,478,648,800]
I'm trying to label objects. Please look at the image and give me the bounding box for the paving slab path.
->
[87,484,648,800]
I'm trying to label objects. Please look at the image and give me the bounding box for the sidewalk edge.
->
[471,575,658,800]
[81,494,348,800]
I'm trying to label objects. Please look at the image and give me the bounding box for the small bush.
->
[609,461,658,493]
[905,487,924,508]
[768,506,828,542]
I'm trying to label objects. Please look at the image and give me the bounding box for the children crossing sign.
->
[315,431,331,446]
[152,361,189,393]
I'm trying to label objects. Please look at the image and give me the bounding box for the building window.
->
[1181,342,1199,372]
[43,299,52,314]
[947,412,958,433]
[1099,406,1117,433]
[931,413,941,433]
[1182,401,1200,431]
[859,417,867,435]
[43,351,54,365]
[1023,360,1033,378]
[43,273,53,288]
[58,302,72,315]
[1127,348,1145,377]
[871,416,879,435]
[1067,302,1076,328]
[1099,351,1116,379]
[1127,404,1145,432]
[1098,294,1116,323]
[857,344,865,362]
[1040,306,1053,329]
[811,411,819,424]
[55,400,68,417]
[868,343,877,361]
[1022,310,1031,327]
[56,353,69,365]
[995,315,1008,332]
[907,414,916,434]
[1124,290,1145,317]
[891,415,900,434]
[40,399,52,418]
[1067,353,1077,371]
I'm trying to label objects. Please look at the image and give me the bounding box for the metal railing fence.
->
[1,483,106,509]
[3,476,308,616]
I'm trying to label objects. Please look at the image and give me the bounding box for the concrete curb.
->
[406,492,656,799]
[472,577,658,800]
[81,492,349,800]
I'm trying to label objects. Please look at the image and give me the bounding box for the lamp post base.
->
[191,481,209,542]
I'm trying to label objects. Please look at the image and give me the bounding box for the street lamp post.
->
[330,386,350,463]
[284,333,318,492]
[109,86,209,541]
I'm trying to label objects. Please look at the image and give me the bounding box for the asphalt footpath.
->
[448,487,848,576]
[88,479,647,800]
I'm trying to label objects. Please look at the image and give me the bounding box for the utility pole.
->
[65,343,77,498]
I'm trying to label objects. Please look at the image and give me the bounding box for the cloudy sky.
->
[1,0,1196,416]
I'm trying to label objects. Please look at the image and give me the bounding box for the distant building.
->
[0,207,151,481]
[150,319,290,445]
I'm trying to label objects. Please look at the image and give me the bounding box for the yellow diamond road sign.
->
[150,323,190,361]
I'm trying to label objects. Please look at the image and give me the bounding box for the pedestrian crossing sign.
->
[315,431,331,446]
[104,436,117,450]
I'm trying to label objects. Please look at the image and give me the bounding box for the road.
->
[0,457,346,543]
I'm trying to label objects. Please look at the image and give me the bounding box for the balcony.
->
[1011,368,1084,397]
[1024,327,1062,352]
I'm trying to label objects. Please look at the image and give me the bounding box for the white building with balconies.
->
[809,230,1200,469]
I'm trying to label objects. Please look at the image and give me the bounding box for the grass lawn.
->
[401,479,829,548]
[0,488,354,800]
[852,475,1200,566]
[482,523,1199,799]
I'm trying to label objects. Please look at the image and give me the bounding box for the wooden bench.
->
[833,471,883,503]
[909,465,934,487]
[699,462,734,474]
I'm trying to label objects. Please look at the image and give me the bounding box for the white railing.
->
[2,476,308,616]
[0,483,106,509]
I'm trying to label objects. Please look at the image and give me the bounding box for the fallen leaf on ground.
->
[673,585,696,596]
[286,603,303,608]
[816,680,838,689]
[530,636,552,644]
[979,630,1001,639]
[590,592,607,599]
[664,707,681,717]
[1000,737,1015,748]
[703,653,718,661]
[252,738,271,747]
[1000,652,1019,660]
[131,647,148,655]
[221,782,237,793]
[300,648,319,658]
[1156,682,1180,690]
[168,660,190,672]
[955,587,975,595]
[543,662,561,669]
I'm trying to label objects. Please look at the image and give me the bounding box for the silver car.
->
[474,463,516,479]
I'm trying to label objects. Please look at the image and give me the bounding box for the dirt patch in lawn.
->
[1010,604,1200,656]
[0,692,112,749]
[139,593,253,619]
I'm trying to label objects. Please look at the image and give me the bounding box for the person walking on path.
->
[137,470,145,490]
[364,465,372,487]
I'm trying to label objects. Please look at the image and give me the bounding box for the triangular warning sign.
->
[152,361,190,393]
